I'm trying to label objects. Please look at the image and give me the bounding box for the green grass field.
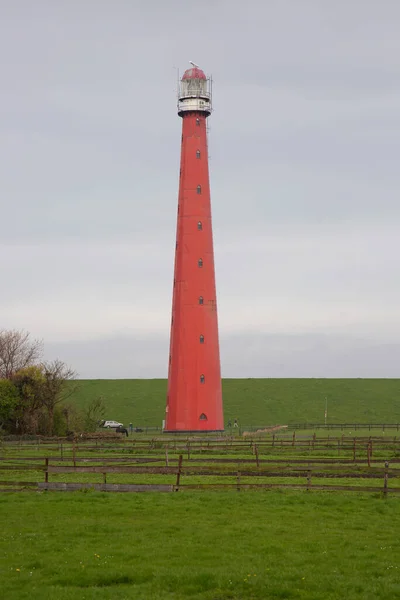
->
[1,491,400,600]
[70,379,400,428]
[3,379,400,600]
[2,429,400,599]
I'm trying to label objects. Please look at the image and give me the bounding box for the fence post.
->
[165,447,169,467]
[73,441,76,468]
[175,455,183,491]
[103,472,107,484]
[255,444,259,468]
[60,443,63,461]
[367,443,371,468]
[45,457,49,483]
[237,470,241,492]
[353,438,356,461]
[292,431,296,447]
[384,461,389,497]
[187,441,191,461]
[272,434,275,448]
[306,469,312,491]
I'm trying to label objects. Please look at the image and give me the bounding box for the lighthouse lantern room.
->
[178,63,212,117]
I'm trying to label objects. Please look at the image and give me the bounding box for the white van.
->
[102,420,123,429]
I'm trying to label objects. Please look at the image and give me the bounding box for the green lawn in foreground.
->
[69,378,400,428]
[0,491,399,599]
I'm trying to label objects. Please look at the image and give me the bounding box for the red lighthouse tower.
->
[164,63,224,433]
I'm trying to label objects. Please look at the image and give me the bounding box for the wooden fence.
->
[1,453,399,495]
[3,433,400,452]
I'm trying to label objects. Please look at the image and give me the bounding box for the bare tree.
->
[41,360,77,435]
[12,366,47,434]
[84,396,106,432]
[0,329,43,379]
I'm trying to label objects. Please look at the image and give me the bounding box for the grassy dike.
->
[69,378,400,428]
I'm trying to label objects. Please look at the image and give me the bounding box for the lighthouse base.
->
[163,429,224,434]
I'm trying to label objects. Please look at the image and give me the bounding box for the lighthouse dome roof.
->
[182,66,206,80]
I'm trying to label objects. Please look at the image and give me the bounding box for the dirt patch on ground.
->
[243,425,288,436]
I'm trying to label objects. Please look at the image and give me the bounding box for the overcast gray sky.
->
[1,1,399,378]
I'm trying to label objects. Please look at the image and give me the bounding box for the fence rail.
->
[1,453,399,495]
[284,423,400,431]
[2,423,400,443]
[2,431,400,495]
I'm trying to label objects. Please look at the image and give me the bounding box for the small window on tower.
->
[198,258,203,268]
[196,118,200,126]
[197,221,202,230]
[199,413,208,420]
[196,150,201,159]
[200,374,205,384]
[200,335,204,344]
[197,185,202,194]
[199,296,204,305]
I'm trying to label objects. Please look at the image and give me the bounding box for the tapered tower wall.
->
[165,66,223,432]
